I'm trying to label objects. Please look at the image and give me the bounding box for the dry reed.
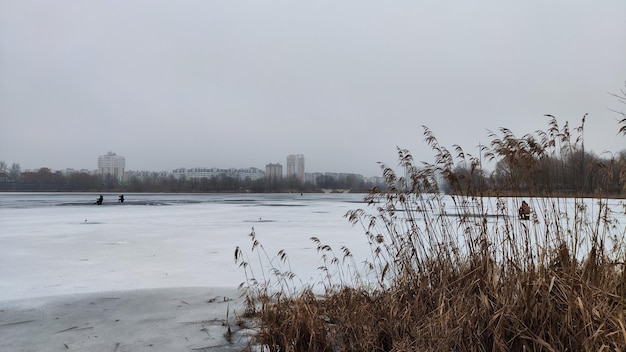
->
[235,117,626,351]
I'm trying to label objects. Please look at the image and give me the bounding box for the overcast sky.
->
[1,1,625,176]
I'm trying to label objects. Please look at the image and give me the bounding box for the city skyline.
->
[3,149,381,177]
[8,151,375,179]
[1,1,625,177]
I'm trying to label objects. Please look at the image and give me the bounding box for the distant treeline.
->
[416,116,626,197]
[2,146,624,196]
[441,147,626,197]
[0,168,376,193]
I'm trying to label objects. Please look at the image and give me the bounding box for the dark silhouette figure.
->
[96,195,104,205]
[119,195,124,203]
[519,200,530,220]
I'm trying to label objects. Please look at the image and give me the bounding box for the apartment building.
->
[265,163,283,182]
[98,152,125,181]
[286,154,305,183]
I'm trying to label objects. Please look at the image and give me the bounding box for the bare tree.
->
[9,163,20,181]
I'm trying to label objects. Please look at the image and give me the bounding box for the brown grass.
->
[235,117,626,351]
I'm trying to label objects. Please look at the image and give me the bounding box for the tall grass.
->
[235,117,626,351]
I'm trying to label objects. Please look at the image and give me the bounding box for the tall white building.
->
[265,163,283,182]
[98,152,125,181]
[286,154,305,183]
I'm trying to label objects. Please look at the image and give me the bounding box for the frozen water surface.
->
[0,193,369,301]
[0,193,373,351]
[1,193,625,301]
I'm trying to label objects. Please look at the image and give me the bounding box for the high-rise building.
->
[286,154,305,183]
[98,152,125,181]
[265,163,283,182]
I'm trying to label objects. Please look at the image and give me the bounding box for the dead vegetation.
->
[235,117,626,351]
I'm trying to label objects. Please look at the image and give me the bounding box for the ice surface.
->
[0,193,369,300]
[0,287,249,352]
[0,193,371,351]
[1,193,624,301]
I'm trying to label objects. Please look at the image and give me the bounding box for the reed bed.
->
[235,117,626,351]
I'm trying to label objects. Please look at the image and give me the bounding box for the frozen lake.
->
[1,192,625,301]
[2,192,624,351]
[0,192,369,301]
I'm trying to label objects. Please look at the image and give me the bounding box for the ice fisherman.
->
[519,200,530,220]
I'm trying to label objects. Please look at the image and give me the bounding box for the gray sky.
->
[1,1,625,177]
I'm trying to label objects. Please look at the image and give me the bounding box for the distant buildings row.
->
[91,152,380,185]
[9,152,382,186]
[171,154,306,182]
